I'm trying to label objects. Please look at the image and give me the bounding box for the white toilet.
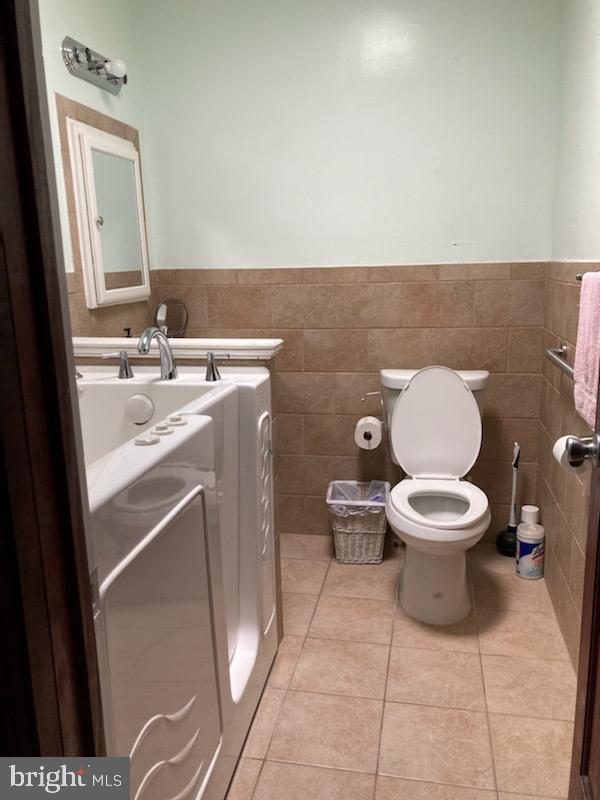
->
[381,366,491,626]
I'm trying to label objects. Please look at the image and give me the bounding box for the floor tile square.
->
[489,713,573,797]
[280,533,333,560]
[376,776,497,800]
[283,593,318,636]
[482,654,576,720]
[243,688,286,759]
[498,795,558,800]
[387,647,485,710]
[309,595,393,644]
[393,608,479,653]
[292,637,389,698]
[322,561,399,601]
[281,557,330,594]
[254,762,375,800]
[268,690,383,773]
[476,608,569,660]
[226,758,263,800]
[473,574,552,612]
[379,702,495,789]
[468,544,517,576]
[267,635,304,689]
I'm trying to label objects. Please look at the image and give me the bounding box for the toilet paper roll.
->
[354,416,383,450]
[553,435,587,474]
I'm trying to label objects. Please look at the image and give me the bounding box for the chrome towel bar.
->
[576,269,600,281]
[545,343,574,380]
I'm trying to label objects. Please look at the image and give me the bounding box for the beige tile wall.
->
[148,263,545,550]
[66,260,599,667]
[66,269,158,337]
[537,262,594,666]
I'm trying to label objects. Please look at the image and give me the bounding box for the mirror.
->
[154,300,189,338]
[68,119,150,308]
[91,149,144,290]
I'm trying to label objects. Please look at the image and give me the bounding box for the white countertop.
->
[73,336,283,360]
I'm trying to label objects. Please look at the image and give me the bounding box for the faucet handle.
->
[205,351,231,382]
[101,350,134,379]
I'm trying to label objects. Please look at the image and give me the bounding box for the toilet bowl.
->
[382,366,491,625]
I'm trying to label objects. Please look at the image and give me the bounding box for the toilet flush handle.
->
[361,390,382,403]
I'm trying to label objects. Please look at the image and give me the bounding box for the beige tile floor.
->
[227,534,577,800]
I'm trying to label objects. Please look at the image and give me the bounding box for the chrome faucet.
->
[137,327,178,380]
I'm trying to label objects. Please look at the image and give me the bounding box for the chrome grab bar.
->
[544,343,574,380]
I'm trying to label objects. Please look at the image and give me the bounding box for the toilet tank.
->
[380,368,489,465]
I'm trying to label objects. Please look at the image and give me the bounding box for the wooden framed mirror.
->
[67,119,150,308]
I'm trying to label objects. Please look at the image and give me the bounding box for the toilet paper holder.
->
[361,390,385,423]
[566,433,600,468]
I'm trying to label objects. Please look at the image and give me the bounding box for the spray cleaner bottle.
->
[516,505,545,580]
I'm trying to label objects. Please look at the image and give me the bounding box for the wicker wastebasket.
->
[326,480,390,564]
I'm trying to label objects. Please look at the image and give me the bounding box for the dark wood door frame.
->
[571,430,600,799]
[0,1,103,755]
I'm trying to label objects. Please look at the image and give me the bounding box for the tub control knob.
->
[153,423,174,435]
[135,433,159,446]
[167,414,187,426]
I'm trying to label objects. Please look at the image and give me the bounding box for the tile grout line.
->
[250,559,334,775]
[474,571,501,798]
[282,612,570,663]
[257,756,505,792]
[375,640,395,788]
[248,757,266,800]
[372,575,401,800]
[260,555,335,770]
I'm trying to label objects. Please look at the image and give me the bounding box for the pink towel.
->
[574,272,600,429]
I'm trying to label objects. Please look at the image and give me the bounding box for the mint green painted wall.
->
[39,0,563,271]
[553,0,600,260]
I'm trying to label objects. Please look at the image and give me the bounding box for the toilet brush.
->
[496,442,520,557]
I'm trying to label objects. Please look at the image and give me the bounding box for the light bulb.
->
[105,59,127,79]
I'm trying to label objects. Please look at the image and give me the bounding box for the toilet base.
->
[400,546,471,625]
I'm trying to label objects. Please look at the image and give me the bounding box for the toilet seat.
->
[388,478,489,531]
[385,367,490,545]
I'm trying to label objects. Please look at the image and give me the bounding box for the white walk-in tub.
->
[78,365,278,800]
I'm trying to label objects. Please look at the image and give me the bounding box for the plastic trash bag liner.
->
[326,480,390,517]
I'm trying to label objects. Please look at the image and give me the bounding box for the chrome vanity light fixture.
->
[61,36,127,95]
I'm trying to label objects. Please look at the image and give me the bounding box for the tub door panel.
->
[99,486,222,800]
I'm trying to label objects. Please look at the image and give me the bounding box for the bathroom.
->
[2,0,600,798]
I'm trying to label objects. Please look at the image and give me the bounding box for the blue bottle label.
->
[516,539,544,578]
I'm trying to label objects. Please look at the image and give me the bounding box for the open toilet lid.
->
[390,366,482,479]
